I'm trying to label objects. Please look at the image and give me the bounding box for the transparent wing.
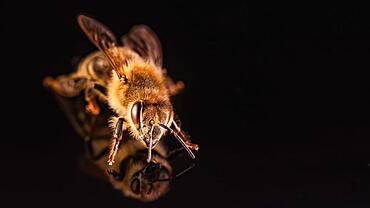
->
[122,25,163,67]
[77,15,127,81]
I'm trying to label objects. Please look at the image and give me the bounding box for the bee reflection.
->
[103,141,172,202]
[52,94,191,202]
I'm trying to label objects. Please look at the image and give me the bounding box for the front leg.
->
[159,119,199,160]
[172,120,199,152]
[107,118,125,165]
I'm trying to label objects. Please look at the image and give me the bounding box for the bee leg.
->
[108,118,125,165]
[91,87,108,102]
[160,121,199,159]
[166,76,185,96]
[84,79,111,115]
[172,120,199,152]
[85,97,100,115]
[43,75,88,97]
[84,88,101,115]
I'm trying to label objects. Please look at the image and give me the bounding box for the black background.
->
[2,1,370,207]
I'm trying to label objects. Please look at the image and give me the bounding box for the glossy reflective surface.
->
[2,1,370,208]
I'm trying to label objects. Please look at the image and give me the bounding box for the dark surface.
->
[2,1,370,207]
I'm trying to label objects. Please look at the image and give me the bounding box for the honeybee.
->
[103,141,194,202]
[52,94,193,202]
[44,15,199,165]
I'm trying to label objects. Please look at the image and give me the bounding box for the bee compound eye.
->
[131,102,143,128]
[130,178,141,194]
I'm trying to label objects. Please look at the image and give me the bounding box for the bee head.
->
[130,100,173,158]
[107,150,172,202]
[106,146,195,202]
[129,160,170,199]
[128,158,195,202]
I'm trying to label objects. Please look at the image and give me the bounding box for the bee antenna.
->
[159,124,195,159]
[147,125,154,162]
[157,163,195,182]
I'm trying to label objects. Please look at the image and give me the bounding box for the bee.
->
[52,93,193,202]
[44,15,199,165]
[103,141,194,202]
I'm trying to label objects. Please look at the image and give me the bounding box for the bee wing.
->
[77,15,127,80]
[122,25,163,67]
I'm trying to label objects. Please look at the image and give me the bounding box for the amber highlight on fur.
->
[43,15,199,166]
